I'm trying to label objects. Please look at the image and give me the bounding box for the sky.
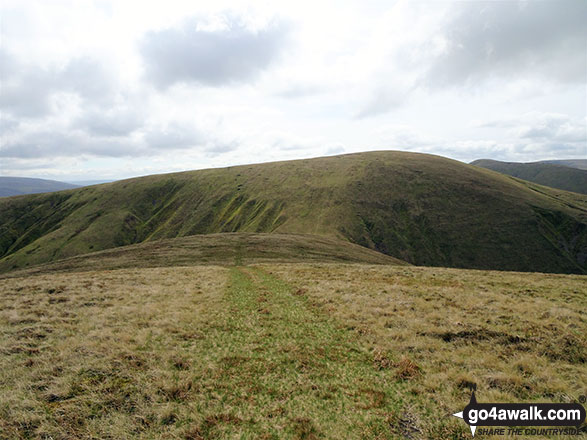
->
[0,0,586,181]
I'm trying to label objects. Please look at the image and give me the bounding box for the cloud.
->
[139,14,290,89]
[0,120,222,159]
[75,107,144,137]
[0,50,115,118]
[276,83,326,99]
[0,130,137,159]
[142,122,207,150]
[355,86,411,118]
[480,112,587,145]
[426,0,587,87]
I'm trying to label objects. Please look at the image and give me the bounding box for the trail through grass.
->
[0,265,431,439]
[3,263,582,439]
[190,266,413,439]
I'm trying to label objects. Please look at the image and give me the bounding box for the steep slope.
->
[1,151,586,274]
[0,233,406,278]
[0,177,79,197]
[471,159,587,194]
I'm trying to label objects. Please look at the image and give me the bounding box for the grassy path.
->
[189,266,411,439]
[1,266,423,439]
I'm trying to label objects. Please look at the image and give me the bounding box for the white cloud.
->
[0,0,585,180]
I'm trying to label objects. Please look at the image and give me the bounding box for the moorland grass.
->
[266,263,587,439]
[1,262,584,439]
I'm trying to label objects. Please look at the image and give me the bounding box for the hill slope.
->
[471,159,587,194]
[1,151,586,274]
[0,177,79,197]
[0,233,406,278]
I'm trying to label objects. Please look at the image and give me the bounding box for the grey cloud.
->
[139,15,290,88]
[205,140,238,154]
[356,87,410,118]
[1,123,213,159]
[276,83,325,99]
[143,123,207,150]
[58,57,115,102]
[0,50,114,118]
[426,0,587,87]
[143,123,238,155]
[481,113,586,145]
[0,130,137,159]
[0,115,20,133]
[75,108,144,137]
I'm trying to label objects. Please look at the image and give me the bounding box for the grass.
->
[1,261,585,439]
[1,151,586,274]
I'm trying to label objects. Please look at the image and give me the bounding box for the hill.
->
[471,159,587,194]
[1,151,586,274]
[544,159,587,170]
[0,177,79,197]
[0,233,406,278]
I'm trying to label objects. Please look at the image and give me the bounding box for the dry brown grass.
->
[0,266,227,439]
[264,263,587,438]
[1,262,585,439]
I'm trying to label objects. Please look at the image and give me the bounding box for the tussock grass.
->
[265,263,587,439]
[1,263,585,439]
[0,267,227,438]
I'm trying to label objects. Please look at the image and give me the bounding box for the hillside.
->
[0,177,79,197]
[0,233,406,278]
[1,151,586,274]
[471,159,587,194]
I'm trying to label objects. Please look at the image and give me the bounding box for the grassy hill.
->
[544,159,587,170]
[471,159,587,194]
[0,177,79,197]
[0,233,406,278]
[1,151,587,274]
[1,263,584,439]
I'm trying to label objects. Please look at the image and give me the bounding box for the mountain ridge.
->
[1,151,586,274]
[471,158,587,194]
[0,176,79,197]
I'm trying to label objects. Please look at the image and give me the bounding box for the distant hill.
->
[471,159,587,194]
[0,177,78,197]
[1,151,586,274]
[542,159,587,170]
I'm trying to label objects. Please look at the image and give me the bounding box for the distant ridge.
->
[542,159,587,170]
[0,176,78,197]
[1,151,586,274]
[471,159,587,195]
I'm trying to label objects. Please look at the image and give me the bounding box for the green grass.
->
[1,151,586,274]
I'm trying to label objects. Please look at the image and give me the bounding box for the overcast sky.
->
[1,0,586,181]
